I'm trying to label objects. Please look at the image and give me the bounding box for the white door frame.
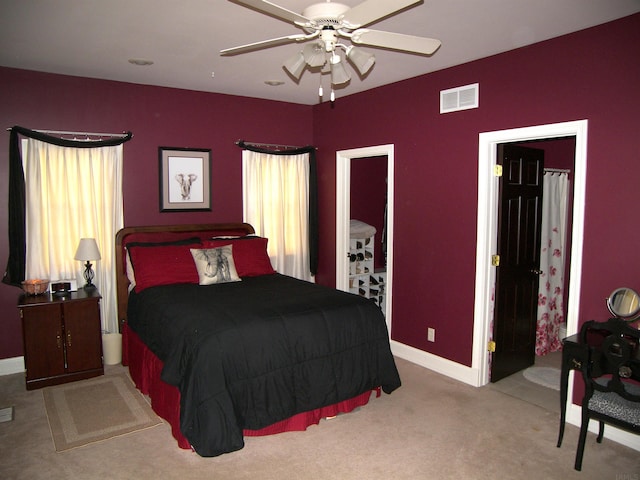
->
[336,144,394,335]
[473,120,640,451]
[473,120,588,388]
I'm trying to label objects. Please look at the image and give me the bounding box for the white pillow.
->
[190,245,241,285]
[125,249,136,292]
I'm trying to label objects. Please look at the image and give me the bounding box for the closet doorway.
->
[336,145,395,335]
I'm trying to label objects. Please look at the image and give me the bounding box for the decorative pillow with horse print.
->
[190,245,241,285]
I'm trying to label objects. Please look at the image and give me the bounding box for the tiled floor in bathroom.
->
[488,350,562,414]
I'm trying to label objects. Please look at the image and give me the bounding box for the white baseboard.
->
[390,340,480,386]
[566,402,640,452]
[390,340,640,452]
[0,356,24,376]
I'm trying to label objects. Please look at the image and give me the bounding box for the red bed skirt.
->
[122,324,376,450]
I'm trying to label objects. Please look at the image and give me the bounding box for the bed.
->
[115,223,401,457]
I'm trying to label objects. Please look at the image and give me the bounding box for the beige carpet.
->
[42,373,161,452]
[2,360,638,479]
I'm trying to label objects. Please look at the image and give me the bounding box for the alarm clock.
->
[52,282,71,296]
[51,279,77,296]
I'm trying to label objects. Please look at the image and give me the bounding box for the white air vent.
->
[440,83,479,113]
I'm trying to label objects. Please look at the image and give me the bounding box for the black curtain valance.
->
[236,140,315,156]
[237,140,319,276]
[3,126,133,287]
[9,126,133,148]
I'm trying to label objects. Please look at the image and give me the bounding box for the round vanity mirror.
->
[606,287,640,322]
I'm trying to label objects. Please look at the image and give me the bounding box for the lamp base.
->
[82,261,96,291]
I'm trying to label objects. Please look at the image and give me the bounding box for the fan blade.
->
[230,0,311,26]
[221,34,309,56]
[351,29,441,55]
[341,0,422,29]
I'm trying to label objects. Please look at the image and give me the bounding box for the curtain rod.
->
[236,140,318,150]
[236,140,302,150]
[7,127,130,139]
[544,168,570,173]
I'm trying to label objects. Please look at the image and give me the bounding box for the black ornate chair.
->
[574,318,640,471]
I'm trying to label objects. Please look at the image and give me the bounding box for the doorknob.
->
[530,269,543,275]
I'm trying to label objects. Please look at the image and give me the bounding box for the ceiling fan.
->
[220,0,441,99]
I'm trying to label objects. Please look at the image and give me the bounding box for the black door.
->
[491,144,544,382]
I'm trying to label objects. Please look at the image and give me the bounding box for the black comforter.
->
[127,274,401,456]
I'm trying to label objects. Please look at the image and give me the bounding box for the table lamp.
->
[74,238,101,290]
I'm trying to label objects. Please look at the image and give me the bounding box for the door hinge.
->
[491,254,500,266]
[488,340,496,352]
[494,165,503,177]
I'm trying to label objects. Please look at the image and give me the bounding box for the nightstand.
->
[18,289,104,390]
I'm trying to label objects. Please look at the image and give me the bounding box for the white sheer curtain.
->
[22,138,124,334]
[242,149,312,281]
[535,170,569,355]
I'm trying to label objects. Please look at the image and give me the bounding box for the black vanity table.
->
[557,287,640,448]
[557,328,630,446]
[557,333,604,447]
[558,314,639,447]
[556,287,640,472]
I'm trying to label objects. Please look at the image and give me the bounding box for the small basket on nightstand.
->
[21,279,50,296]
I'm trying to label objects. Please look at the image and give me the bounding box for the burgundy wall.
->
[312,14,640,366]
[1,14,639,375]
[0,68,312,359]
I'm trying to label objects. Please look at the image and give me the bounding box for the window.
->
[242,149,314,281]
[19,136,124,334]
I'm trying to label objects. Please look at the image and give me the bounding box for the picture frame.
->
[159,147,211,212]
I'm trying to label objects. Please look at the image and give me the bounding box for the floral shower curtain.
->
[535,170,569,355]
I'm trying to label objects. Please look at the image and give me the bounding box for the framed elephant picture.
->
[159,147,211,212]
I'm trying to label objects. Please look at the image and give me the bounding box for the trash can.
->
[559,322,567,340]
[102,333,122,365]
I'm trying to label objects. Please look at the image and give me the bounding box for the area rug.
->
[43,374,162,452]
[522,366,561,391]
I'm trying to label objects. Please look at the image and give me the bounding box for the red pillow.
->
[203,236,275,277]
[128,243,201,292]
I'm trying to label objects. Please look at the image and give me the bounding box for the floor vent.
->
[440,83,479,113]
[0,406,14,423]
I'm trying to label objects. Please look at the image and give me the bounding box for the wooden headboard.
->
[115,223,255,330]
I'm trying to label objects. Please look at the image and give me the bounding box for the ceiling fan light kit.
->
[222,0,442,101]
[346,46,375,75]
[283,52,307,79]
[303,42,326,68]
[329,53,351,85]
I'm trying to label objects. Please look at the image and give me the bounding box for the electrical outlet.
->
[427,328,435,342]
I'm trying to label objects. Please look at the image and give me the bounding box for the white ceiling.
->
[1,0,638,105]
